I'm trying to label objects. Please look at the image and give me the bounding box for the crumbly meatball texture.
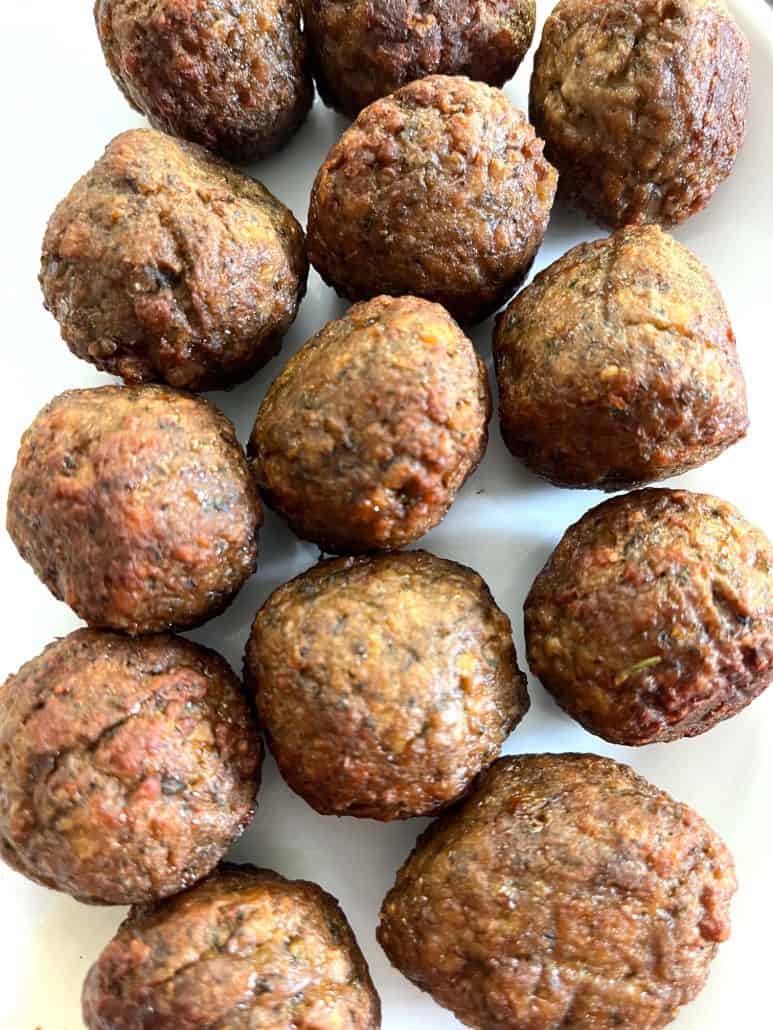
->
[0,631,261,905]
[7,385,261,635]
[245,550,528,820]
[250,295,491,553]
[95,0,313,161]
[525,489,773,745]
[82,864,381,1029]
[494,225,748,489]
[530,0,750,227]
[308,75,557,324]
[304,0,536,117]
[40,129,308,390]
[378,753,736,1030]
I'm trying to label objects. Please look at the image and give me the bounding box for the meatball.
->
[304,0,536,118]
[82,863,381,1028]
[494,225,748,490]
[245,550,528,820]
[40,129,308,391]
[7,385,261,635]
[525,489,773,745]
[250,295,491,553]
[0,631,261,905]
[378,753,736,1030]
[307,75,557,324]
[530,0,750,227]
[94,0,313,161]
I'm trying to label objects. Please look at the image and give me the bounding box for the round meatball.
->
[245,550,528,820]
[82,863,381,1028]
[94,0,313,161]
[308,75,557,324]
[525,489,773,745]
[304,0,536,118]
[250,295,491,553]
[40,129,308,391]
[530,0,750,227]
[378,753,736,1030]
[494,225,748,489]
[0,631,262,905]
[7,385,261,635]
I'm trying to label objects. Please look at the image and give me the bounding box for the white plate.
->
[0,1,771,1027]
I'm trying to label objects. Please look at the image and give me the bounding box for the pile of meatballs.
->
[1,1,769,1028]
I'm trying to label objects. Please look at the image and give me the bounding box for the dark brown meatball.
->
[494,225,748,490]
[530,0,750,227]
[525,489,773,746]
[40,129,308,391]
[250,295,491,553]
[304,0,536,118]
[244,550,528,820]
[0,631,262,906]
[82,863,381,1028]
[308,75,557,325]
[378,753,736,1030]
[94,0,313,161]
[7,385,261,635]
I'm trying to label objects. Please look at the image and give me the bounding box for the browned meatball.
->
[530,0,750,227]
[95,0,313,161]
[525,489,773,746]
[7,385,261,635]
[40,129,308,391]
[245,550,528,820]
[378,753,736,1030]
[494,226,748,490]
[82,863,381,1028]
[304,0,536,118]
[0,631,261,906]
[250,296,491,553]
[308,75,557,324]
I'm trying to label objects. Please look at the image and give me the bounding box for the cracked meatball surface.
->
[95,0,313,161]
[82,863,381,1028]
[525,489,773,745]
[494,225,748,489]
[0,631,261,905]
[244,550,528,820]
[530,0,750,227]
[250,295,491,553]
[7,385,261,635]
[378,753,736,1030]
[307,75,557,324]
[40,129,308,391]
[304,0,536,118]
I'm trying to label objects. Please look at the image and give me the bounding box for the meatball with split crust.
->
[0,631,261,906]
[378,753,736,1030]
[250,295,491,553]
[82,863,381,1028]
[6,385,261,635]
[525,489,773,745]
[40,129,308,391]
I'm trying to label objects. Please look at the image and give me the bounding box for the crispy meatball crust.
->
[530,0,750,228]
[493,225,748,489]
[94,0,313,161]
[82,863,381,1028]
[250,295,491,553]
[525,489,773,745]
[307,75,557,325]
[378,753,736,1030]
[40,129,308,391]
[245,550,528,820]
[304,0,536,118]
[6,385,261,635]
[0,631,262,906]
